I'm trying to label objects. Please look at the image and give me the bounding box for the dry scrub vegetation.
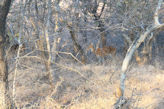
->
[0,0,164,109]
[8,57,164,109]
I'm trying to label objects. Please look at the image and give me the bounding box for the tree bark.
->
[0,0,12,108]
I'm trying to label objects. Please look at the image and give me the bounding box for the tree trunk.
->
[0,0,12,108]
[92,1,107,47]
[67,24,87,64]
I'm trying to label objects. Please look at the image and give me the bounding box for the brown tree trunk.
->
[92,1,107,47]
[0,0,12,108]
[67,24,87,64]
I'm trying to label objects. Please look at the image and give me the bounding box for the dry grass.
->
[6,56,164,109]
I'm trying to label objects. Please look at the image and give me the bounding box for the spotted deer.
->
[87,43,116,63]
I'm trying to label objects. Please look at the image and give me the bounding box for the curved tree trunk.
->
[0,0,12,108]
[114,0,164,108]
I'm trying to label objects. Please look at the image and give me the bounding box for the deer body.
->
[87,44,116,63]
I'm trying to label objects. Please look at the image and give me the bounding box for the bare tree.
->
[114,0,160,64]
[0,0,12,108]
[115,0,164,108]
[44,0,54,87]
[91,0,107,47]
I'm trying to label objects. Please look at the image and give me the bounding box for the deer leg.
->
[99,56,104,64]
[97,56,102,64]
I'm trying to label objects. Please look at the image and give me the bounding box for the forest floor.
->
[8,56,164,109]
